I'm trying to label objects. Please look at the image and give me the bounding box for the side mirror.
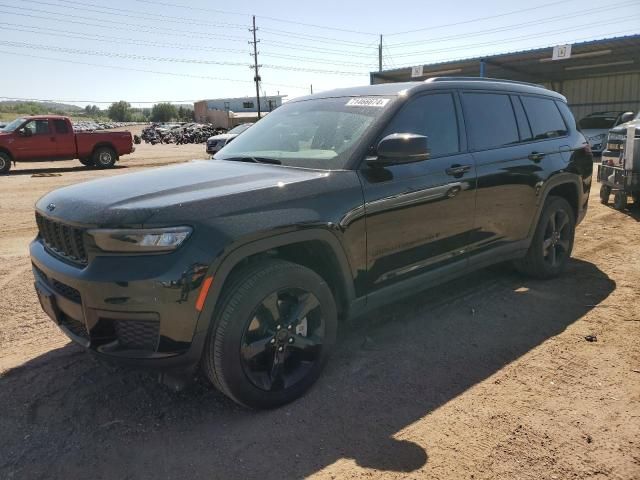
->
[367,133,430,167]
[620,111,635,124]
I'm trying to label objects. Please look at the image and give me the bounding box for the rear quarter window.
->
[521,96,568,139]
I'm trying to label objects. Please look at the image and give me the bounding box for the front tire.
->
[613,191,627,211]
[599,184,611,204]
[92,146,117,169]
[202,259,337,409]
[0,152,11,174]
[514,196,575,279]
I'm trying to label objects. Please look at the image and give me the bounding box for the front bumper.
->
[30,238,211,370]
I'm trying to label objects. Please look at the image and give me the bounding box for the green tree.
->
[107,101,132,122]
[84,105,100,117]
[151,103,178,122]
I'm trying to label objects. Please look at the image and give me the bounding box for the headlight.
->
[88,226,192,253]
[588,133,606,142]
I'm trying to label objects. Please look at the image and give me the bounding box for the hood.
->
[36,160,330,227]
[581,128,608,138]
[207,133,235,142]
[609,117,640,135]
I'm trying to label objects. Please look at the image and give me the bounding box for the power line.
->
[0,23,376,67]
[386,0,640,48]
[0,7,377,58]
[0,49,309,90]
[133,0,378,36]
[386,29,640,69]
[0,96,199,104]
[36,0,247,29]
[387,16,640,59]
[0,40,368,76]
[43,0,376,48]
[385,0,576,36]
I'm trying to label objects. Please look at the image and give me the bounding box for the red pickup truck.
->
[0,115,134,174]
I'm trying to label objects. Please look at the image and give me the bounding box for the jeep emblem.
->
[46,203,56,212]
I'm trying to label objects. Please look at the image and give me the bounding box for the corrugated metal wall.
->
[544,72,640,121]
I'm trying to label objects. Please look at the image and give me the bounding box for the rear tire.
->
[92,147,117,169]
[0,152,11,174]
[202,259,337,409]
[514,196,575,279]
[599,185,611,204]
[613,191,627,211]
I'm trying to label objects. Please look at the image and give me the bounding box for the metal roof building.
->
[371,35,640,120]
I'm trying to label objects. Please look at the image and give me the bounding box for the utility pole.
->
[310,84,313,94]
[249,15,262,119]
[378,34,383,72]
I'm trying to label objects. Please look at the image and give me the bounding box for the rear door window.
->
[462,93,519,150]
[521,96,568,139]
[53,119,70,134]
[382,93,459,157]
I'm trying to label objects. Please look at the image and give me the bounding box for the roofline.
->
[371,33,640,76]
[288,77,565,104]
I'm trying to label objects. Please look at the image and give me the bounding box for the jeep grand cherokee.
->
[31,78,592,409]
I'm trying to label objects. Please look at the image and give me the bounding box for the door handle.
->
[528,151,545,162]
[50,137,56,142]
[445,164,472,177]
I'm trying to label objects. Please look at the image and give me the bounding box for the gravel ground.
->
[0,146,638,480]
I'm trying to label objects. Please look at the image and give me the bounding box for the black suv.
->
[31,78,592,408]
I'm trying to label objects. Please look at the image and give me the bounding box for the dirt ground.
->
[0,145,638,480]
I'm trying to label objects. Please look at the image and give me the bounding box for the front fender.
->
[192,227,356,344]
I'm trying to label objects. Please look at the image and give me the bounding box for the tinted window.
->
[556,101,578,131]
[521,96,567,139]
[383,93,459,156]
[53,119,69,134]
[24,120,50,135]
[511,96,533,141]
[463,93,519,150]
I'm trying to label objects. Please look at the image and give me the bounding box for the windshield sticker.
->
[346,97,390,107]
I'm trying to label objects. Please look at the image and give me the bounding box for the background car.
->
[578,111,630,155]
[206,123,253,155]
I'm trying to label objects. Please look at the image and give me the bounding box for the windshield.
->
[215,96,394,169]
[228,123,252,134]
[1,117,26,132]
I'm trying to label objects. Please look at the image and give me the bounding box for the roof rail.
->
[425,76,544,88]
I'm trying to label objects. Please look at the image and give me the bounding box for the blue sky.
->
[1,0,638,107]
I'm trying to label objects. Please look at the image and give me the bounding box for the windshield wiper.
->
[223,156,281,165]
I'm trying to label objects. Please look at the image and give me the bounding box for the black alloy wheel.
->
[514,195,575,279]
[202,259,337,409]
[541,208,571,269]
[240,288,325,392]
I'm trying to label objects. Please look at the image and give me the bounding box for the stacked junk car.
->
[139,123,226,145]
[598,111,640,211]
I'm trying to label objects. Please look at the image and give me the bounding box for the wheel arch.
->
[92,142,118,158]
[195,229,356,339]
[529,174,581,239]
[0,147,14,160]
